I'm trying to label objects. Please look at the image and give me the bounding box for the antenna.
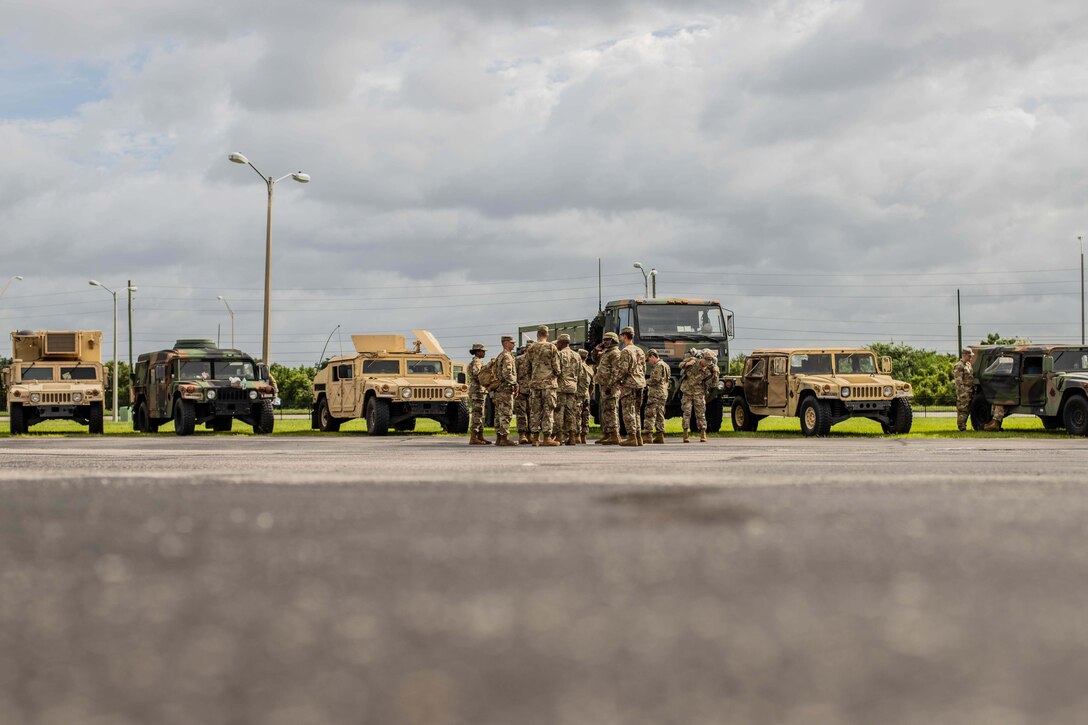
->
[317,324,341,369]
[598,258,602,312]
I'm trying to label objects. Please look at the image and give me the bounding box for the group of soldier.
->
[953,347,1007,432]
[466,324,721,447]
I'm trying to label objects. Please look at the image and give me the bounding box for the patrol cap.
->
[501,335,514,343]
[620,326,635,337]
[578,348,589,359]
[647,348,659,358]
[536,324,549,335]
[961,347,973,355]
[603,332,619,343]
[470,343,486,352]
[557,333,570,343]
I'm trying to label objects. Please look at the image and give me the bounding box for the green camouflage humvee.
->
[970,344,1088,435]
[131,339,276,435]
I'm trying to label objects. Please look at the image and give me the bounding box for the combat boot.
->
[653,432,665,444]
[682,430,690,443]
[983,421,1001,432]
[518,433,530,445]
[565,433,578,446]
[619,434,639,447]
[480,434,493,445]
[496,434,518,446]
[699,430,707,442]
[541,434,561,447]
[530,433,540,446]
[597,433,620,445]
[579,434,587,444]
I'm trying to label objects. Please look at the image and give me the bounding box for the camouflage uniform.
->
[953,354,974,432]
[644,352,671,435]
[493,343,518,438]
[990,403,1009,427]
[616,337,647,440]
[525,331,561,437]
[555,335,582,442]
[515,350,532,441]
[679,353,713,433]
[577,349,593,441]
[467,346,488,438]
[594,336,623,437]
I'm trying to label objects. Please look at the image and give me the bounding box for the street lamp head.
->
[89,280,101,287]
[126,286,138,292]
[12,275,23,281]
[291,172,310,183]
[649,268,657,277]
[217,295,225,300]
[633,262,643,270]
[228,152,249,164]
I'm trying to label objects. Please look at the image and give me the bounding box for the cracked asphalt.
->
[1,435,1087,725]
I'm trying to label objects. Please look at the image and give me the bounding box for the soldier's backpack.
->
[476,358,501,391]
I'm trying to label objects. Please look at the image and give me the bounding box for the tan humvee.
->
[311,329,469,435]
[3,330,107,434]
[730,348,913,436]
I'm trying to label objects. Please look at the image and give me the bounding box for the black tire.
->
[252,401,274,434]
[889,398,913,434]
[173,399,196,436]
[1039,415,1062,431]
[311,404,321,430]
[731,398,759,432]
[366,397,390,436]
[970,395,991,431]
[1063,395,1088,436]
[211,416,233,432]
[135,401,150,433]
[705,399,724,433]
[88,402,104,434]
[798,396,831,437]
[446,401,470,434]
[317,398,341,432]
[393,417,417,432]
[9,403,26,435]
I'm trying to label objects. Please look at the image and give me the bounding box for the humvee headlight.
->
[401,387,413,399]
[883,386,893,397]
[248,390,259,400]
[716,381,725,391]
[444,387,454,399]
[840,386,851,398]
[72,393,83,403]
[206,389,217,400]
[30,393,41,403]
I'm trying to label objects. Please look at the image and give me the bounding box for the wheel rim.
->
[1072,408,1086,430]
[320,406,329,427]
[735,407,745,428]
[804,405,816,430]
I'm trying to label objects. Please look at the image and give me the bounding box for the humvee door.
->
[1020,354,1047,408]
[979,353,1020,406]
[743,356,768,407]
[767,355,788,408]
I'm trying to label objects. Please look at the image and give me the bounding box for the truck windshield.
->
[1053,351,1088,372]
[834,353,877,374]
[21,366,54,381]
[790,354,833,375]
[213,360,256,380]
[61,367,98,380]
[407,360,444,375]
[636,305,726,338]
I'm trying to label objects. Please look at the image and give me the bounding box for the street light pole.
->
[228,152,310,365]
[217,295,235,349]
[0,275,24,298]
[1080,235,1085,345]
[90,280,137,423]
[649,268,657,299]
[633,262,649,297]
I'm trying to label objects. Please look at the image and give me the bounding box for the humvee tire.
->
[888,398,913,434]
[88,402,105,434]
[316,398,341,432]
[799,397,831,437]
[9,403,26,435]
[731,398,760,432]
[366,397,390,436]
[1064,395,1088,436]
[252,401,274,435]
[446,401,470,433]
[1039,415,1062,431]
[393,418,417,432]
[211,416,233,432]
[970,395,991,431]
[173,399,196,436]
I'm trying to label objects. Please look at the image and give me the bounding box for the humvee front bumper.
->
[843,400,893,414]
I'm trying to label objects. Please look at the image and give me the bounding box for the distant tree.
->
[270,363,316,409]
[727,353,745,376]
[104,360,131,411]
[867,342,955,406]
[981,332,1026,345]
[0,356,10,411]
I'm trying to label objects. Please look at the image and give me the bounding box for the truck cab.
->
[4,330,107,434]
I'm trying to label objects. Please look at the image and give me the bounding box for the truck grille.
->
[216,388,248,402]
[41,392,74,404]
[409,387,444,400]
[852,385,883,399]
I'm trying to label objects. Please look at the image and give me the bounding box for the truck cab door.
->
[1019,355,1047,408]
[766,355,788,408]
[979,353,1020,406]
[154,363,169,417]
[330,364,351,415]
[744,356,768,407]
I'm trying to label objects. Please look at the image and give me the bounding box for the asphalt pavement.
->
[1,435,1087,725]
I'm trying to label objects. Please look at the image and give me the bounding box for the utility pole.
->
[957,289,962,354]
[1080,235,1084,345]
[127,279,134,372]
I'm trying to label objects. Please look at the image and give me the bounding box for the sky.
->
[2,0,1087,366]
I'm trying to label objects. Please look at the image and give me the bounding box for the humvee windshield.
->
[835,353,877,374]
[363,360,400,374]
[407,360,444,375]
[178,359,256,380]
[1053,351,1088,372]
[790,354,833,375]
[61,367,98,381]
[637,305,726,339]
[21,366,54,381]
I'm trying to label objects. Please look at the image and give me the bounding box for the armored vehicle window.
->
[637,305,726,338]
[771,357,787,375]
[617,307,632,334]
[179,360,212,379]
[1023,356,1043,375]
[135,361,149,385]
[155,364,166,382]
[335,364,354,380]
[363,360,399,374]
[835,353,876,375]
[745,358,766,378]
[61,367,97,381]
[790,354,832,375]
[1053,351,1088,372]
[407,360,443,375]
[984,356,1016,376]
[21,366,54,381]
[213,360,256,380]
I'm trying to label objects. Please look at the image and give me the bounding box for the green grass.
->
[0,413,1065,439]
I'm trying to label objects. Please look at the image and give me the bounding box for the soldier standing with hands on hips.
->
[492,336,519,446]
[467,343,490,445]
[525,325,562,446]
[616,326,647,447]
[953,347,974,432]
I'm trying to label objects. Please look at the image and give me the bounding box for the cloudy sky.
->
[2,0,1087,365]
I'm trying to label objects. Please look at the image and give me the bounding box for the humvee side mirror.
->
[726,314,735,339]
[457,373,466,384]
[257,364,269,380]
[1043,356,1054,374]
[880,356,892,374]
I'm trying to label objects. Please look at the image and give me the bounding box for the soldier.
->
[493,336,519,446]
[679,348,714,442]
[985,404,1008,432]
[644,349,671,444]
[514,345,532,444]
[466,343,490,445]
[554,334,582,445]
[525,324,562,446]
[577,347,593,444]
[616,326,647,447]
[953,348,974,432]
[593,332,622,445]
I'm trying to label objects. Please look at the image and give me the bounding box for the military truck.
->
[3,330,107,434]
[969,344,1088,435]
[519,298,736,431]
[311,329,469,435]
[729,348,914,436]
[130,339,276,435]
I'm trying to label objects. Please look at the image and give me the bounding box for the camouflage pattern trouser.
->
[599,391,620,434]
[955,391,972,431]
[681,393,707,432]
[555,392,580,437]
[581,398,591,437]
[644,396,667,434]
[529,388,558,434]
[619,389,643,436]
[493,388,515,437]
[991,404,1008,424]
[515,393,531,437]
[469,394,487,436]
